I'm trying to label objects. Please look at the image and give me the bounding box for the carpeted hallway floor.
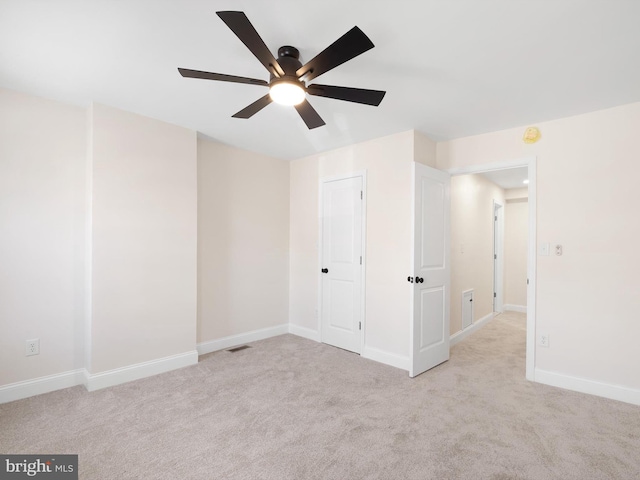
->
[1,312,639,479]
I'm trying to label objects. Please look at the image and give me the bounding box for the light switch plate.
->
[540,242,550,256]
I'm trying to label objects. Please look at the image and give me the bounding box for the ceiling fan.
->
[178,11,386,129]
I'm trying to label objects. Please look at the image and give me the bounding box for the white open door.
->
[410,163,451,378]
[320,175,364,354]
[493,201,504,313]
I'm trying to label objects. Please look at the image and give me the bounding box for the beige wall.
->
[288,156,319,334]
[88,103,197,373]
[505,187,528,200]
[504,192,528,308]
[0,88,86,385]
[290,130,414,360]
[437,101,640,390]
[5,81,639,402]
[197,138,289,342]
[450,174,504,334]
[414,131,438,168]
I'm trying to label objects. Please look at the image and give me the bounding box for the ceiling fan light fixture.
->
[179,11,384,129]
[269,80,305,106]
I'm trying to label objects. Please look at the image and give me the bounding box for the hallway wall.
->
[450,174,504,334]
[504,189,528,309]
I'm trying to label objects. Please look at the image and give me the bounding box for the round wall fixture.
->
[523,126,541,144]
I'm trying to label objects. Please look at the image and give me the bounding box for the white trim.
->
[362,346,409,371]
[0,369,85,404]
[493,200,504,313]
[447,156,537,381]
[318,171,367,354]
[535,368,640,406]
[504,304,527,313]
[450,312,495,347]
[526,159,537,381]
[360,174,368,356]
[288,324,321,342]
[409,163,416,372]
[84,350,198,392]
[316,177,324,338]
[447,157,536,176]
[196,324,289,356]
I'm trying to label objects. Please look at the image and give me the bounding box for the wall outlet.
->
[538,333,550,348]
[26,338,40,356]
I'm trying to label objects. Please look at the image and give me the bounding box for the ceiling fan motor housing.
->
[271,46,304,87]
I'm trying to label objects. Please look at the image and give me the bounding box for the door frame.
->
[493,200,504,313]
[317,171,367,354]
[447,157,536,381]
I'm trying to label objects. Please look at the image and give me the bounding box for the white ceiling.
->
[1,0,639,160]
[479,167,528,190]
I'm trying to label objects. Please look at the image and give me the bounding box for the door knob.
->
[415,277,424,283]
[321,268,329,274]
[407,276,414,283]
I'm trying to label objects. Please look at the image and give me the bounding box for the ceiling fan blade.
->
[307,84,385,106]
[178,68,268,86]
[216,11,285,78]
[296,26,374,82]
[294,100,326,129]
[232,94,273,119]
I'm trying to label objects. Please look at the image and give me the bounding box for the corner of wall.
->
[413,130,437,168]
[84,103,94,374]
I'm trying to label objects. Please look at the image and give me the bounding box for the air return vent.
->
[227,345,251,353]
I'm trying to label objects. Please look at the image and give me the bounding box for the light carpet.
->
[1,312,639,479]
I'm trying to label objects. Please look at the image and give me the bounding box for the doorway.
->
[319,173,366,354]
[447,158,536,381]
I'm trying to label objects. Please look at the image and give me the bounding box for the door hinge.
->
[359,321,362,330]
[495,215,497,221]
[360,256,362,265]
[494,254,497,259]
[494,292,497,298]
[527,278,529,285]
[360,190,363,200]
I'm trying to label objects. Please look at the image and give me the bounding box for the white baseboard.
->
[288,326,409,372]
[361,346,409,371]
[450,312,495,347]
[84,350,198,392]
[287,324,409,372]
[196,324,289,356]
[504,304,527,313]
[0,369,85,404]
[288,324,321,342]
[534,368,640,406]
